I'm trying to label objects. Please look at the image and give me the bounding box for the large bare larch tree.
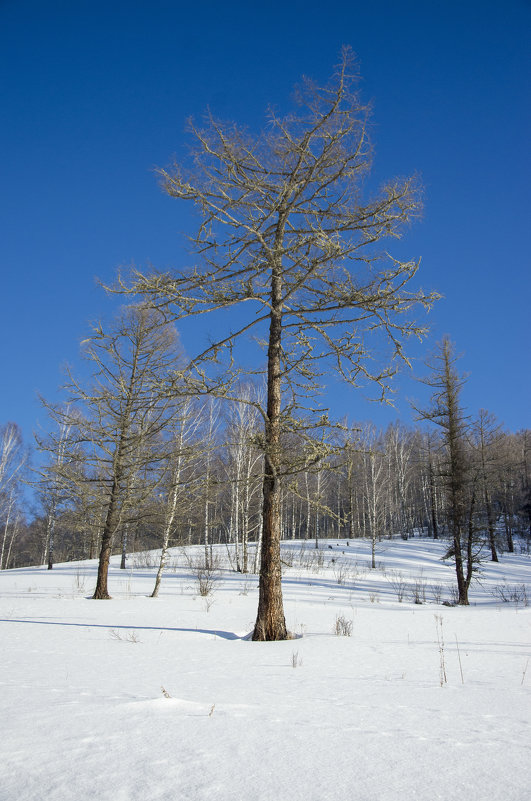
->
[119,49,438,638]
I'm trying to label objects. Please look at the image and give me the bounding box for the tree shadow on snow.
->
[0,618,243,640]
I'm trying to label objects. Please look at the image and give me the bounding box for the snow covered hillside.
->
[1,538,530,801]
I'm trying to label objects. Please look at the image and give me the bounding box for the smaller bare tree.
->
[413,338,473,604]
[43,304,182,599]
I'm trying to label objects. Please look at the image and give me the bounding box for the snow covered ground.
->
[1,538,530,801]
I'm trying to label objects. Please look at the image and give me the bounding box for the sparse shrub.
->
[444,585,459,606]
[492,583,529,609]
[109,628,140,643]
[168,556,180,572]
[291,650,303,668]
[297,547,326,572]
[334,614,353,636]
[516,538,531,556]
[282,548,295,567]
[131,550,161,568]
[223,543,236,571]
[72,569,86,594]
[333,562,350,585]
[386,570,407,602]
[197,558,221,596]
[430,583,444,604]
[183,550,222,596]
[409,576,427,605]
[296,543,308,567]
[203,594,215,612]
[196,565,218,597]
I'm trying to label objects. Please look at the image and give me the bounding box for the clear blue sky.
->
[1,0,529,447]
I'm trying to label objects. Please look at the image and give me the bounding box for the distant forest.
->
[2,396,529,572]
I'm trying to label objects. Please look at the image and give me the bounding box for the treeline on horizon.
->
[1,372,529,573]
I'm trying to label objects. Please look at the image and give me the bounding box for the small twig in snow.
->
[455,634,464,684]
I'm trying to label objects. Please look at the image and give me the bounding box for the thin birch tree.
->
[0,423,26,570]
[361,425,387,568]
[34,414,73,569]
[150,398,202,597]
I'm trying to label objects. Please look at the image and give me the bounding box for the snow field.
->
[1,538,530,801]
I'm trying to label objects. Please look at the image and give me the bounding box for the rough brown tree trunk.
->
[442,344,469,604]
[485,490,498,562]
[465,487,476,591]
[253,254,288,641]
[428,450,439,539]
[453,527,468,604]
[253,460,287,640]
[93,476,121,599]
[47,514,55,570]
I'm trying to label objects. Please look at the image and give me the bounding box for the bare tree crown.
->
[119,48,438,416]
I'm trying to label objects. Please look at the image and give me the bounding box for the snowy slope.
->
[1,539,530,801]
